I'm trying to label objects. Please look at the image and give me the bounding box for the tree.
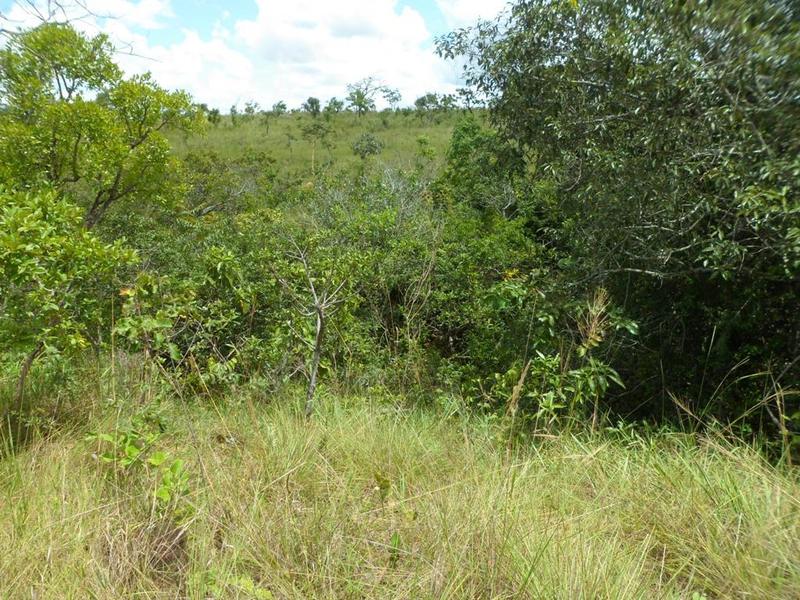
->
[284,240,346,418]
[243,100,260,120]
[0,23,200,230]
[346,89,374,117]
[442,114,521,216]
[207,108,222,126]
[414,93,440,112]
[259,110,272,134]
[346,77,384,116]
[440,93,458,112]
[0,22,198,403]
[0,0,98,32]
[301,120,333,175]
[382,87,402,110]
[324,97,344,119]
[438,0,800,419]
[272,100,287,116]
[302,96,321,118]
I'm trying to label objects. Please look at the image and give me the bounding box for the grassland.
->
[169,111,462,176]
[1,360,798,599]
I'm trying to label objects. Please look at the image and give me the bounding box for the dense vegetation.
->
[438,0,800,432]
[1,0,798,597]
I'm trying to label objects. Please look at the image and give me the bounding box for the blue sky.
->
[1,0,507,108]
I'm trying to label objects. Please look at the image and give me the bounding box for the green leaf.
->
[147,451,168,467]
[155,486,171,503]
[124,444,141,460]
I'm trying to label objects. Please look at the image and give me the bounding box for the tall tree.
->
[382,87,402,110]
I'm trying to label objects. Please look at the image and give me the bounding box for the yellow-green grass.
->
[1,376,798,599]
[169,112,462,177]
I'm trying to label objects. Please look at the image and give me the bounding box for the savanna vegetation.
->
[0,1,798,598]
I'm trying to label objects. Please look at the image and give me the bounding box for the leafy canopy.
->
[437,0,800,281]
[0,22,201,229]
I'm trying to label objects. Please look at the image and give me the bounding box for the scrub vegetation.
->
[1,1,798,597]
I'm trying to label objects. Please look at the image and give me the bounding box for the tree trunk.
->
[15,342,44,409]
[304,308,325,418]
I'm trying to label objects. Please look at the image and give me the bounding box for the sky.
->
[0,0,509,109]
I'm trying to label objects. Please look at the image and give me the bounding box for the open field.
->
[169,111,462,176]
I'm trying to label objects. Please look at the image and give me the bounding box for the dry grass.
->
[1,387,799,599]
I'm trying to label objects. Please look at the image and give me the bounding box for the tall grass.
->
[1,370,798,599]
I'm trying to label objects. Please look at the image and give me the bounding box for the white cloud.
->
[116,31,258,109]
[89,0,173,29]
[224,0,458,109]
[2,0,475,109]
[435,0,508,27]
